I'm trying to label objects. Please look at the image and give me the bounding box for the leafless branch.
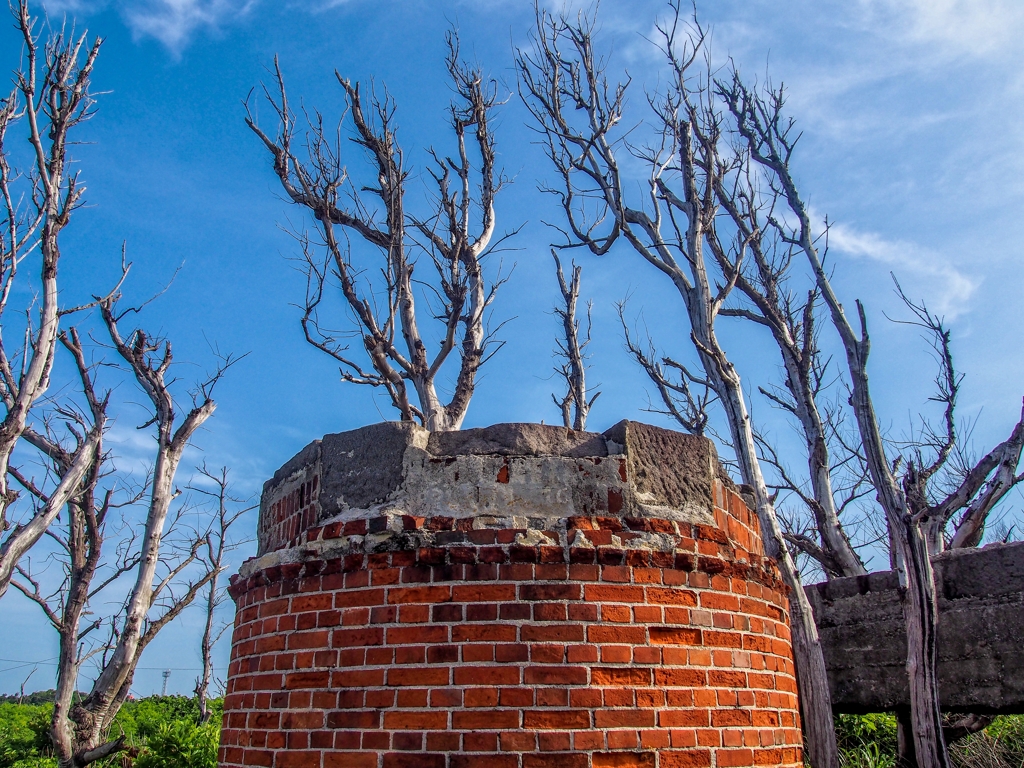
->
[617,301,711,435]
[187,463,252,723]
[551,250,599,430]
[0,0,103,599]
[518,8,842,765]
[247,31,511,431]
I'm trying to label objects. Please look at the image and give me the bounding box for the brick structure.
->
[220,421,803,768]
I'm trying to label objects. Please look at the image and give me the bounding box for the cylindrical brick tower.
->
[219,421,803,768]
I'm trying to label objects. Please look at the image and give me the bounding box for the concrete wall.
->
[806,541,1024,714]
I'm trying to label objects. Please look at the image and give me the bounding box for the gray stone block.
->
[258,420,731,556]
[427,423,610,458]
[603,420,719,515]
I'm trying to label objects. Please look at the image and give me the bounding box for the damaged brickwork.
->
[220,421,804,768]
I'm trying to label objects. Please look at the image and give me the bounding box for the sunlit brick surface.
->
[220,478,803,768]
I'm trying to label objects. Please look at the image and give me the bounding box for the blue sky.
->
[1,0,1023,695]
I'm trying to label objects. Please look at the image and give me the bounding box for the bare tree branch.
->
[187,463,252,723]
[0,0,103,600]
[717,63,976,768]
[246,32,511,431]
[517,6,842,767]
[9,283,239,767]
[551,250,598,430]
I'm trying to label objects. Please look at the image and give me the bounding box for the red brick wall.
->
[220,482,803,768]
[259,473,319,555]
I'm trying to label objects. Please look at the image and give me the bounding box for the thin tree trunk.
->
[902,522,947,768]
[714,350,840,768]
[803,236,949,768]
[196,566,218,724]
[897,709,917,768]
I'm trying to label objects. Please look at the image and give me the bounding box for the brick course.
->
[220,478,803,768]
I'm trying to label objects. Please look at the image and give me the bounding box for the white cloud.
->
[41,0,103,13]
[124,0,253,53]
[860,0,1024,59]
[823,219,978,318]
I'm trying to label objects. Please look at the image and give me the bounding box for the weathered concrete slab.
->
[605,420,722,519]
[807,541,1024,714]
[426,422,610,458]
[257,421,727,556]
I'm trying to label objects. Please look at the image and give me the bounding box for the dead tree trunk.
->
[725,73,950,767]
[719,72,1024,766]
[718,72,1024,768]
[189,464,251,724]
[14,295,233,767]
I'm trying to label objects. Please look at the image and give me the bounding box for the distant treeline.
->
[0,691,86,706]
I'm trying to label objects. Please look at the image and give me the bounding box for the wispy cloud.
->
[43,0,255,53]
[823,219,978,318]
[292,0,355,11]
[41,0,103,13]
[123,0,253,54]
[859,0,1024,59]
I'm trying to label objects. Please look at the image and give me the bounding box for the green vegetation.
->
[0,702,52,768]
[3,700,1023,768]
[951,716,1024,768]
[836,713,1024,768]
[0,693,76,708]
[836,713,899,768]
[132,719,220,768]
[0,697,222,768]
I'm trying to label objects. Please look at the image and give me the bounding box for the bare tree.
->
[0,1,103,599]
[246,32,512,431]
[517,7,841,767]
[720,70,1024,768]
[12,289,235,767]
[706,177,869,580]
[885,281,1024,555]
[617,301,714,437]
[17,665,38,705]
[188,464,252,725]
[551,250,598,430]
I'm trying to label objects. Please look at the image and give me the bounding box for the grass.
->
[836,714,1024,768]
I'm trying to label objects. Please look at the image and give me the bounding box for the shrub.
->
[839,741,897,768]
[832,713,1024,768]
[109,696,209,746]
[987,715,1024,764]
[0,697,225,768]
[133,719,219,768]
[835,713,899,767]
[0,704,52,768]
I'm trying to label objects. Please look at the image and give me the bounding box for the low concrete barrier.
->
[807,541,1024,714]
